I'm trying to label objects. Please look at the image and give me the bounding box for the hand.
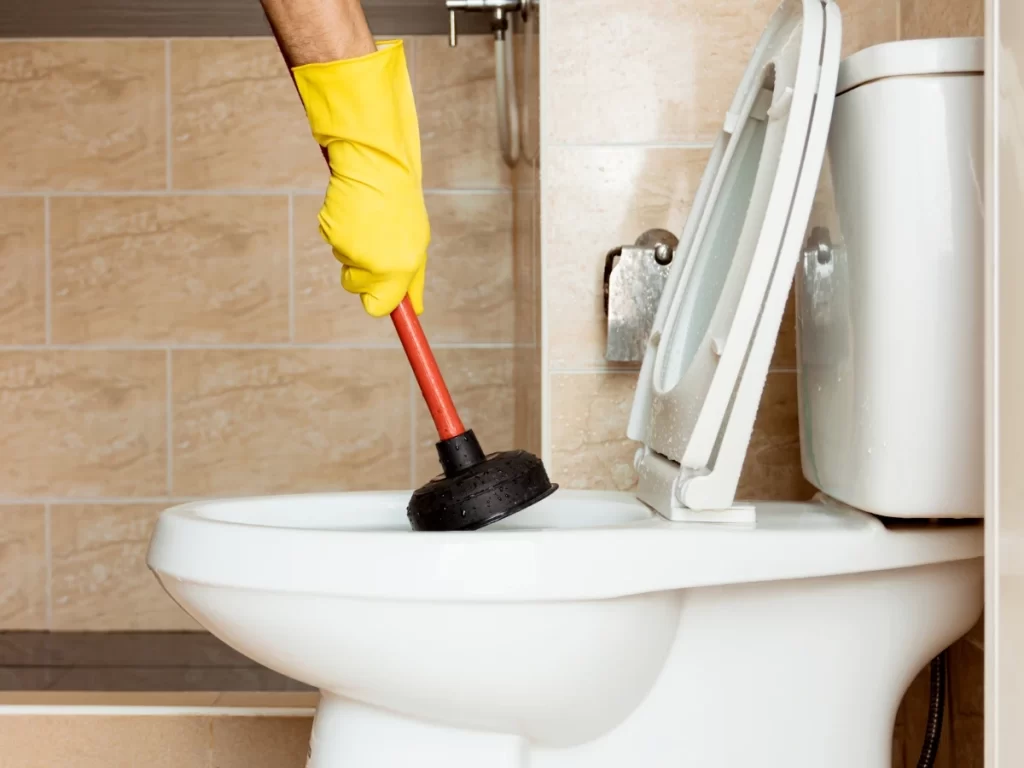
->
[293,40,430,317]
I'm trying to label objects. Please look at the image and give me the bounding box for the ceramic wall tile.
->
[892,725,906,768]
[736,372,815,501]
[0,351,167,497]
[541,143,798,371]
[0,717,215,768]
[210,717,312,768]
[514,345,542,457]
[549,370,809,498]
[543,0,900,146]
[996,2,1024,763]
[211,692,319,708]
[414,36,511,189]
[294,191,514,345]
[0,197,46,344]
[291,194,395,345]
[512,8,542,458]
[0,716,314,768]
[952,619,984,716]
[952,714,984,768]
[420,192,515,344]
[171,349,410,495]
[841,0,901,56]
[549,372,640,490]
[0,506,47,630]
[170,39,323,190]
[49,504,199,631]
[50,196,289,344]
[543,0,776,145]
[521,12,541,180]
[543,146,708,371]
[414,348,515,485]
[774,287,798,371]
[901,0,983,39]
[997,577,1024,766]
[0,41,165,191]
[513,186,536,349]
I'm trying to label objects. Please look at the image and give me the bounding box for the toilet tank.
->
[795,38,984,519]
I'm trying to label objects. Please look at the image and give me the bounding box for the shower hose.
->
[916,650,948,768]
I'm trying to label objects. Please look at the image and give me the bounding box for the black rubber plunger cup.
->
[391,297,557,531]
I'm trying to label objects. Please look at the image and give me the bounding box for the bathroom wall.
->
[901,0,983,40]
[0,34,516,631]
[537,0,897,529]
[513,12,542,456]
[536,0,848,499]
[0,712,314,768]
[535,0,983,766]
[535,0,986,510]
[990,0,1024,764]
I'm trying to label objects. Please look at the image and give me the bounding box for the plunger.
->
[391,297,557,531]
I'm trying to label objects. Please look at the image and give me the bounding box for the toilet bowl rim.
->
[146,492,983,603]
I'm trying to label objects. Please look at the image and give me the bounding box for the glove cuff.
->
[292,41,413,151]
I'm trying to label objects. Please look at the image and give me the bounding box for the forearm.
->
[260,0,376,66]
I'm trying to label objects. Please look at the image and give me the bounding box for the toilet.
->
[146,1,985,767]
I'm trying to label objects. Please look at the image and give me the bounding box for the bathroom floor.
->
[0,632,312,691]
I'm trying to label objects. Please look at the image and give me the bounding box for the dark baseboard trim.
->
[0,631,252,667]
[0,0,492,38]
[0,631,313,691]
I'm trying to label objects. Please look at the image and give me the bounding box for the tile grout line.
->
[43,196,51,344]
[43,504,52,631]
[547,367,641,376]
[166,349,174,495]
[288,194,295,342]
[165,39,173,190]
[0,342,517,352]
[0,36,286,44]
[548,141,717,150]
[0,188,510,199]
[547,366,799,376]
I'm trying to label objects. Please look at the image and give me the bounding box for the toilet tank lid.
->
[837,37,984,94]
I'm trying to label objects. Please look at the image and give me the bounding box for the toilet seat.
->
[628,0,841,523]
[148,491,982,602]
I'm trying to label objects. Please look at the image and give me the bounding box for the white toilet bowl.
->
[149,491,981,767]
[148,1,985,766]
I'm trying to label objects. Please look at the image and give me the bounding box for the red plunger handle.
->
[310,131,463,440]
[391,296,466,441]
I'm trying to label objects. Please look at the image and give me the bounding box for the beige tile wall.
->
[901,0,983,40]
[0,714,313,768]
[538,0,838,494]
[0,35,517,631]
[537,0,982,765]
[513,10,542,456]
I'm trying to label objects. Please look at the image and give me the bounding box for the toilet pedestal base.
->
[307,694,526,768]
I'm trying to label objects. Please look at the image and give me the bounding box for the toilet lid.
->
[628,0,842,519]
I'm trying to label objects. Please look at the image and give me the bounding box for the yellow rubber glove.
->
[292,40,430,317]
